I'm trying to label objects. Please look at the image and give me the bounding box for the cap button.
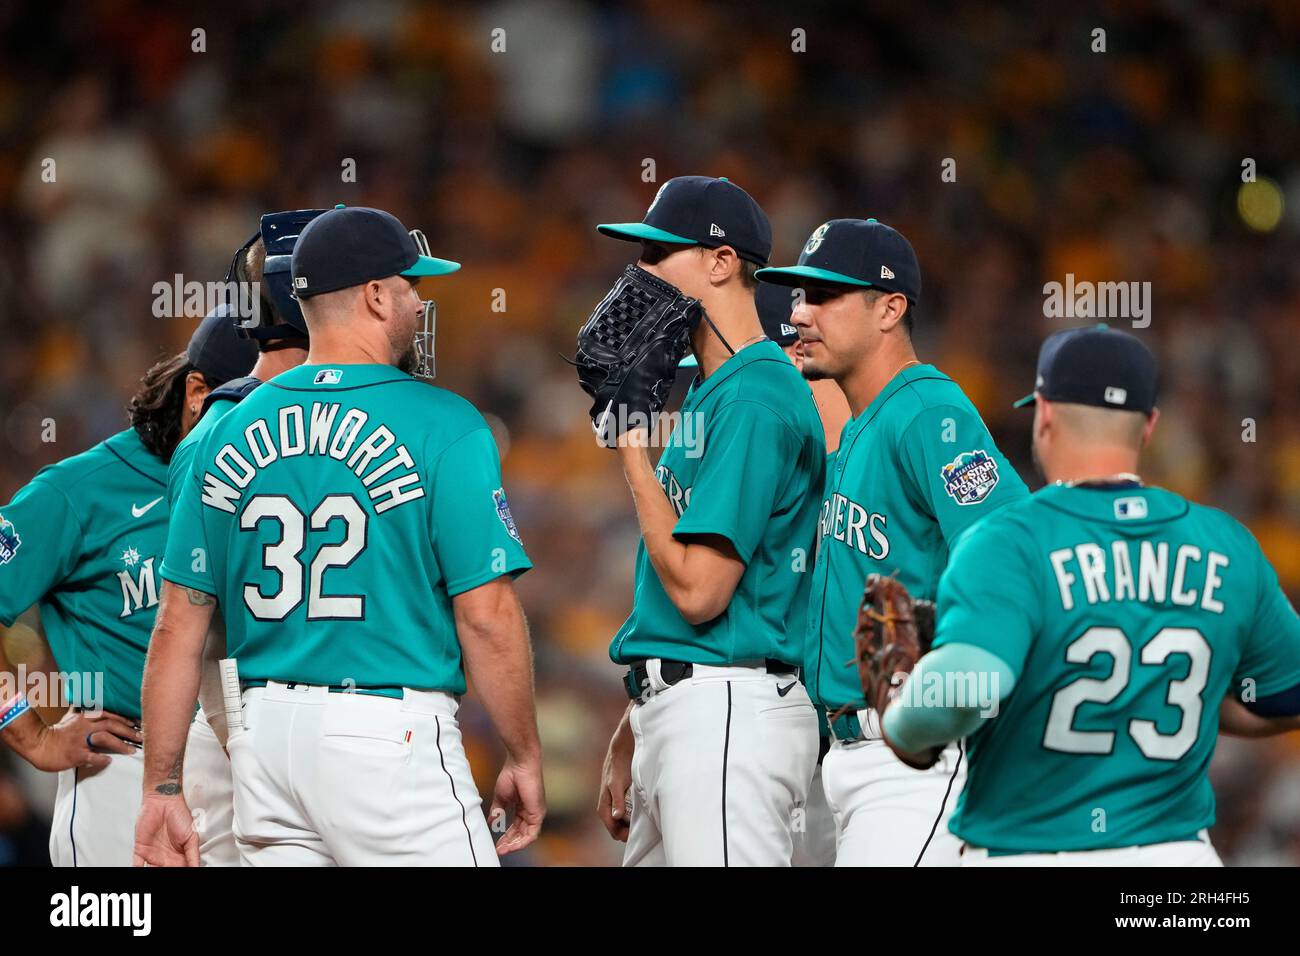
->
[867,217,877,222]
[334,203,346,209]
[718,177,729,182]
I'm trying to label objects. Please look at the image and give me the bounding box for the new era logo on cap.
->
[709,223,725,237]
[294,276,308,289]
[881,265,895,280]
[1104,386,1128,405]
[781,323,797,337]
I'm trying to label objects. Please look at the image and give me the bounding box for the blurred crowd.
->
[0,0,1298,865]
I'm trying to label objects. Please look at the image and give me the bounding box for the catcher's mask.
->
[408,228,437,379]
[225,208,328,343]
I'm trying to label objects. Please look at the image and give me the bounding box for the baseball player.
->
[136,205,544,866]
[753,282,839,868]
[165,209,323,865]
[0,307,255,866]
[756,218,1029,866]
[591,176,826,866]
[879,325,1300,865]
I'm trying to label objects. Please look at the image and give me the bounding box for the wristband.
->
[0,693,31,732]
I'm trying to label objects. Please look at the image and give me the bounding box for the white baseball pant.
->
[962,830,1222,866]
[49,742,142,866]
[821,708,966,866]
[183,707,238,866]
[791,756,837,867]
[623,661,819,867]
[228,682,496,866]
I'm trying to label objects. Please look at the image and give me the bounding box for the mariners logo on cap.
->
[0,513,20,565]
[940,450,1000,506]
[646,182,671,215]
[804,222,831,255]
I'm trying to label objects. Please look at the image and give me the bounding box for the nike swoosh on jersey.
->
[131,497,164,518]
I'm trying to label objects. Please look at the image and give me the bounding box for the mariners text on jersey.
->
[199,402,424,516]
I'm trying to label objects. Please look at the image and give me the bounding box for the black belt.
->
[623,658,798,700]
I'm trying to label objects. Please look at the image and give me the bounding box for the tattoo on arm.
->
[184,587,215,607]
[153,753,184,796]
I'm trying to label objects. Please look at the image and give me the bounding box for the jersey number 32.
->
[239,494,368,620]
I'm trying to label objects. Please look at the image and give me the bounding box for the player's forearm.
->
[141,583,213,793]
[883,643,1017,753]
[618,443,733,622]
[0,707,48,763]
[1218,696,1300,737]
[457,582,542,765]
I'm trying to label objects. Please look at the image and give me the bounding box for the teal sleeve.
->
[897,405,1028,546]
[1233,544,1300,696]
[0,478,84,625]
[932,517,1041,680]
[160,463,217,595]
[671,400,794,564]
[883,642,1017,752]
[166,438,193,510]
[430,428,532,597]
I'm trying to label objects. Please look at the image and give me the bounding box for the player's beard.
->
[397,339,419,375]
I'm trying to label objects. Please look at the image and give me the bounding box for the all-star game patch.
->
[493,488,522,544]
[940,449,1000,506]
[0,513,20,565]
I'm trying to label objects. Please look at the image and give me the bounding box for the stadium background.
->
[0,0,1298,865]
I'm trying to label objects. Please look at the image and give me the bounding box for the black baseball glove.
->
[573,265,702,446]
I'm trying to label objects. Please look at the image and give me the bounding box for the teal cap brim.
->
[679,354,699,369]
[1012,392,1036,408]
[402,255,461,277]
[597,222,698,246]
[754,265,874,288]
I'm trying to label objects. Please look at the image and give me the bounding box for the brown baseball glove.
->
[851,573,935,717]
[849,574,944,769]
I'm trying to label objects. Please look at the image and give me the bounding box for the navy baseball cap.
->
[187,303,258,385]
[597,176,772,266]
[1013,324,1159,413]
[291,205,459,298]
[756,282,799,346]
[756,218,922,306]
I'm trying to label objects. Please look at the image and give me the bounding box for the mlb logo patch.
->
[493,488,522,544]
[940,450,1000,506]
[0,513,19,565]
[1114,496,1148,520]
[313,369,343,385]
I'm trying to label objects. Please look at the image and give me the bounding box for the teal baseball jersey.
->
[167,396,238,511]
[161,364,531,694]
[0,428,169,719]
[806,364,1027,709]
[935,483,1300,852]
[611,340,826,666]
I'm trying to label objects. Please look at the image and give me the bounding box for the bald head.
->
[1049,402,1149,448]
[1031,397,1159,485]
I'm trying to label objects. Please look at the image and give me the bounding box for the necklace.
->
[892,359,922,378]
[1057,473,1144,488]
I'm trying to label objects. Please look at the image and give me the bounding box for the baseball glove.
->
[573,265,702,446]
[851,573,935,716]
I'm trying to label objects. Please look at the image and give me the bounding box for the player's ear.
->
[878,292,907,333]
[184,370,210,413]
[1141,408,1160,448]
[709,245,738,286]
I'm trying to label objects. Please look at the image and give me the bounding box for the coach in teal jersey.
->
[0,306,255,866]
[882,326,1300,865]
[757,218,1028,866]
[594,177,825,867]
[138,206,543,867]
